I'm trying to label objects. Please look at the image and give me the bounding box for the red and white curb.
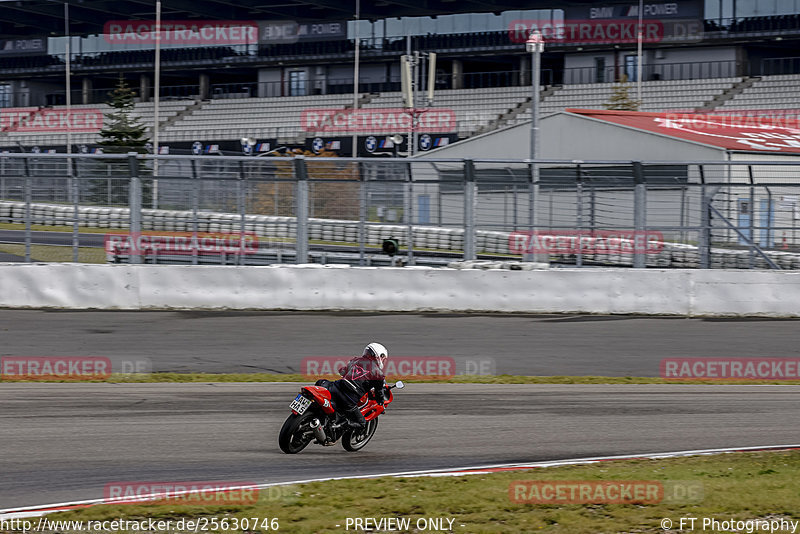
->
[2,444,798,520]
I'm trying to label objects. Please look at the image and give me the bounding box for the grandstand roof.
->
[0,0,578,39]
[568,109,800,154]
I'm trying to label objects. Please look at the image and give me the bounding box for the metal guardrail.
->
[2,153,800,269]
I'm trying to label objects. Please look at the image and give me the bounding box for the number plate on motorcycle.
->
[289,394,312,414]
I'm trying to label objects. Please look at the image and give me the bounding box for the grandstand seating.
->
[363,86,532,137]
[510,78,741,126]
[160,94,354,142]
[0,100,193,147]
[76,47,241,67]
[719,74,800,110]
[0,55,63,70]
[4,74,800,147]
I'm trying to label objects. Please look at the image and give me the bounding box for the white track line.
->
[2,444,798,519]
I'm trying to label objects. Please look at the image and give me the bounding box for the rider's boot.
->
[344,406,367,432]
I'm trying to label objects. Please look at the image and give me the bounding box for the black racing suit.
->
[317,356,386,431]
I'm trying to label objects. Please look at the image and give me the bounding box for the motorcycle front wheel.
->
[342,417,378,452]
[278,412,316,454]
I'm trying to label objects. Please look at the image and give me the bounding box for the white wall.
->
[416,112,723,160]
[1,264,799,316]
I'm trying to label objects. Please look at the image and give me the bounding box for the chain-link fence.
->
[2,152,800,269]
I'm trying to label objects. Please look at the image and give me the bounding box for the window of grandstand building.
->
[0,84,10,108]
[289,71,307,97]
[624,55,638,83]
[595,58,607,84]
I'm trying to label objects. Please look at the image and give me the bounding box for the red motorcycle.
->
[278,380,404,454]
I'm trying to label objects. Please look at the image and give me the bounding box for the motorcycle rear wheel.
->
[278,412,316,454]
[342,417,378,452]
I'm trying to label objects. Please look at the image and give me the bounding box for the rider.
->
[321,342,388,432]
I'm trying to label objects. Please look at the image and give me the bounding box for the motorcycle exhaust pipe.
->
[309,418,327,443]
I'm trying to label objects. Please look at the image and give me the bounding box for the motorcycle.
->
[278,380,404,454]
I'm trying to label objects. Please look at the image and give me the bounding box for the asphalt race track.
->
[1,383,798,510]
[0,310,798,376]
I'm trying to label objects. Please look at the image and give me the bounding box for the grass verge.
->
[2,372,800,385]
[36,450,800,533]
[0,243,106,263]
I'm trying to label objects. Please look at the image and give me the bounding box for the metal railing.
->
[2,153,800,269]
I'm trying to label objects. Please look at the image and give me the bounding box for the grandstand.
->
[5,74,799,149]
[2,1,800,153]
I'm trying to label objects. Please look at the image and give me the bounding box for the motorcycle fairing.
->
[301,385,336,414]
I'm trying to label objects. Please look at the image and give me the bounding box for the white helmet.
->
[363,342,388,370]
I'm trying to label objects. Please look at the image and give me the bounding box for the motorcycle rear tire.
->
[279,412,316,454]
[342,417,378,452]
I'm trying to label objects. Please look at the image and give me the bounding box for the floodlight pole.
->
[526,31,544,263]
[65,2,78,263]
[64,2,72,155]
[528,32,542,166]
[637,0,643,104]
[153,0,162,208]
[351,0,360,157]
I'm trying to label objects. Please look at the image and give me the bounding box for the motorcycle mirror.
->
[394,380,405,389]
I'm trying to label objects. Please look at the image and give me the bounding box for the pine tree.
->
[98,76,149,152]
[90,77,151,205]
[603,75,641,111]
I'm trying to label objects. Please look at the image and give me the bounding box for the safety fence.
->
[1,153,800,269]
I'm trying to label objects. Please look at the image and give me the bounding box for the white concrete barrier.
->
[1,264,799,316]
[7,200,800,270]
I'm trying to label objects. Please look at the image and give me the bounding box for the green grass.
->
[0,243,106,263]
[36,450,800,533]
[0,222,111,234]
[2,372,800,385]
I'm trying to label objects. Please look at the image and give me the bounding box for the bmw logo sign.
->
[419,134,433,151]
[242,143,252,155]
[31,146,41,153]
[365,136,377,153]
[192,141,203,155]
[312,137,325,154]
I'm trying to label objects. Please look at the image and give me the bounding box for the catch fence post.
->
[128,152,142,265]
[463,159,476,260]
[633,161,647,269]
[294,156,309,264]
